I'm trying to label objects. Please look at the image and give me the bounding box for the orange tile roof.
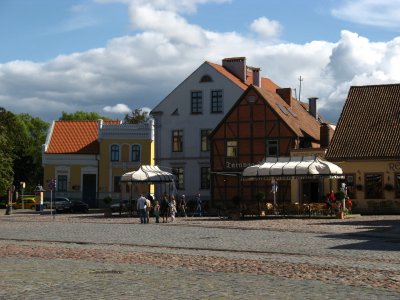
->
[46,120,120,154]
[207,62,248,90]
[254,86,321,140]
[326,84,400,160]
[208,62,281,93]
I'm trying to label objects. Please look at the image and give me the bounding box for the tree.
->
[0,108,49,193]
[123,108,149,124]
[0,124,13,196]
[59,111,111,121]
[13,114,49,190]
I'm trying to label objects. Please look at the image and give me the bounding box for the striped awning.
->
[120,165,176,183]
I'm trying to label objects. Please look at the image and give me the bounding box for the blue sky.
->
[1,0,400,123]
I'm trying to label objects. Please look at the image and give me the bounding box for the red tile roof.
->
[207,62,249,90]
[46,120,119,154]
[208,62,280,93]
[326,84,400,160]
[254,86,321,140]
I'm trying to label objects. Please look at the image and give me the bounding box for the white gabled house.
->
[151,57,278,201]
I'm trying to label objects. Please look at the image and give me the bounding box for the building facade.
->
[210,85,334,211]
[326,84,400,213]
[42,119,154,207]
[150,57,276,201]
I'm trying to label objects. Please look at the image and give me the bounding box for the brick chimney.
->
[252,67,261,87]
[222,57,246,82]
[276,88,292,107]
[308,97,318,119]
[320,123,334,148]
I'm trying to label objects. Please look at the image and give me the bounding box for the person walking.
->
[160,193,169,223]
[170,196,177,222]
[194,193,202,217]
[137,194,147,224]
[153,200,160,223]
[146,197,152,223]
[179,194,187,217]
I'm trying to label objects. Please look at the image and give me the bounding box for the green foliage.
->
[59,111,111,121]
[0,126,13,195]
[255,192,265,202]
[0,108,49,193]
[335,191,346,201]
[103,196,113,206]
[123,108,149,124]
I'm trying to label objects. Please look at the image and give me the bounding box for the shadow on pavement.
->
[317,217,400,251]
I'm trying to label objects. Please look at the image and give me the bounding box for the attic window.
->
[200,75,213,83]
[287,107,297,117]
[277,104,289,116]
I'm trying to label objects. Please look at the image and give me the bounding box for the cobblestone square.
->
[0,211,399,299]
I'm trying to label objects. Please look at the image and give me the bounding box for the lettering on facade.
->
[226,161,262,170]
[388,162,400,172]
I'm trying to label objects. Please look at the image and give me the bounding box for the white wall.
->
[152,62,245,201]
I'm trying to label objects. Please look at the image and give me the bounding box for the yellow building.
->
[42,119,154,207]
[326,84,400,213]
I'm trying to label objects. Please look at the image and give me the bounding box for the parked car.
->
[14,199,36,209]
[69,201,89,213]
[54,197,73,213]
[111,200,130,213]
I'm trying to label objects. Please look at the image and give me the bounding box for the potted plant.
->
[335,191,346,219]
[255,192,266,216]
[103,196,113,217]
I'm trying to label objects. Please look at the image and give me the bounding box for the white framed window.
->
[110,144,120,161]
[131,144,141,162]
[266,140,279,157]
[226,140,238,158]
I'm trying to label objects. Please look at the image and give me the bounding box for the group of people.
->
[324,190,353,213]
[137,192,201,224]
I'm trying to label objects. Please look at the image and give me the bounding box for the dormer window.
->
[200,75,213,83]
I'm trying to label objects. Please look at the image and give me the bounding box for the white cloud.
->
[1,1,400,124]
[250,17,282,40]
[95,0,230,14]
[103,103,131,113]
[128,4,207,46]
[332,0,400,28]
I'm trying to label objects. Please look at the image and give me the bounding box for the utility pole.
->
[298,76,303,101]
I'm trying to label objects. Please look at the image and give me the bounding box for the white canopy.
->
[242,156,343,181]
[120,165,176,183]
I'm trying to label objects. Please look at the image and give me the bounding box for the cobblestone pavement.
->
[0,210,399,299]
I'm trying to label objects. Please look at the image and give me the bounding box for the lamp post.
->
[20,182,25,210]
[5,185,15,215]
[127,182,132,217]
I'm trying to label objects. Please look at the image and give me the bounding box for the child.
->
[153,200,160,223]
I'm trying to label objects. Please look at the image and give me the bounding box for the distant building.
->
[42,119,154,207]
[151,57,279,201]
[326,84,400,213]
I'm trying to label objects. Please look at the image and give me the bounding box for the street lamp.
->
[5,185,15,215]
[127,182,133,217]
[20,182,25,210]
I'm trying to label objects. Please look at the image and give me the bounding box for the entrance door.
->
[82,174,97,208]
[301,180,320,203]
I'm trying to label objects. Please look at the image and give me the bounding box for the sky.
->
[1,0,400,123]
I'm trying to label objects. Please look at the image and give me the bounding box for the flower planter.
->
[336,211,345,219]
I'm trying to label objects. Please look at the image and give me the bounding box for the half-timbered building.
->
[210,84,332,211]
